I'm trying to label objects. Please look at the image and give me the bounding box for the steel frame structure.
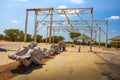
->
[24,7,108,51]
[92,20,108,49]
[47,20,108,49]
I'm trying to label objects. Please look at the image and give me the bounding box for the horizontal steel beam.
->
[26,8,54,11]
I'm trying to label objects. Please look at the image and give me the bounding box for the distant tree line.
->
[0,29,81,43]
[0,29,64,43]
[0,29,118,48]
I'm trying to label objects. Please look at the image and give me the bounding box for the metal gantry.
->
[24,7,108,51]
[42,20,108,49]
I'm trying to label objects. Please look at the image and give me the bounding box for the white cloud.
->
[106,16,120,20]
[19,0,28,2]
[68,9,79,14]
[58,5,79,17]
[70,0,85,4]
[58,5,67,9]
[58,5,67,17]
[12,20,22,24]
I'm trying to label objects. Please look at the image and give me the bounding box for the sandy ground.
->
[0,42,120,80]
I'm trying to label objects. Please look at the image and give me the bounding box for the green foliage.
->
[69,32,81,39]
[110,42,120,48]
[69,32,81,43]
[3,29,34,42]
[52,36,64,43]
[26,34,33,42]
[4,29,23,41]
[107,44,111,48]
[42,37,48,42]
[110,42,116,47]
[65,41,74,44]
[0,34,4,40]
[43,36,64,43]
[36,35,42,42]
[100,42,105,46]
[18,31,24,41]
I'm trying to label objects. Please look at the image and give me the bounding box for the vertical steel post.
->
[24,10,29,42]
[49,10,53,43]
[95,30,96,43]
[52,29,54,44]
[99,27,101,48]
[90,8,93,52]
[34,10,38,42]
[46,26,49,44]
[105,20,108,49]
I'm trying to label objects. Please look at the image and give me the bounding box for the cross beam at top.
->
[26,8,54,11]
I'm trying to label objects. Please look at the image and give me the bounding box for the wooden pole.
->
[34,10,38,42]
[24,10,28,42]
[52,29,54,44]
[49,10,53,43]
[99,27,101,48]
[46,26,49,44]
[90,8,93,52]
[95,30,96,43]
[105,20,108,49]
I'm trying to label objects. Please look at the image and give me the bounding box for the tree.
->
[18,31,24,41]
[69,32,81,43]
[4,29,30,41]
[0,34,4,40]
[4,29,20,41]
[26,34,33,42]
[36,35,42,42]
[52,36,64,43]
[43,36,64,43]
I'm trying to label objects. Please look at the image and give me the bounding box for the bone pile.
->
[8,41,66,67]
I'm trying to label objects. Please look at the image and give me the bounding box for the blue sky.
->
[0,0,120,42]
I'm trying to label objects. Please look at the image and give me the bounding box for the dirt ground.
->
[0,42,120,80]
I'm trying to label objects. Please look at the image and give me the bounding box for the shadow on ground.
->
[0,56,55,80]
[0,48,17,52]
[94,52,120,80]
[11,63,45,74]
[0,48,7,52]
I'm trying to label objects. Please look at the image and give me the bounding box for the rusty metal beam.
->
[95,30,97,42]
[46,26,49,44]
[99,27,101,48]
[105,20,108,49]
[26,8,54,11]
[49,10,53,43]
[90,8,93,52]
[24,10,28,42]
[62,10,74,32]
[34,11,38,42]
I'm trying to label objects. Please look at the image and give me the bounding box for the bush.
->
[26,34,33,42]
[36,35,42,42]
[3,29,34,42]
[0,34,4,40]
[110,42,120,48]
[4,29,24,41]
[43,36,64,43]
[100,42,105,46]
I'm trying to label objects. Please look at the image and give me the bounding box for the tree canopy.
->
[0,34,4,40]
[2,29,64,43]
[69,32,81,43]
[43,36,64,43]
[69,32,81,39]
[4,29,23,41]
[3,29,34,42]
